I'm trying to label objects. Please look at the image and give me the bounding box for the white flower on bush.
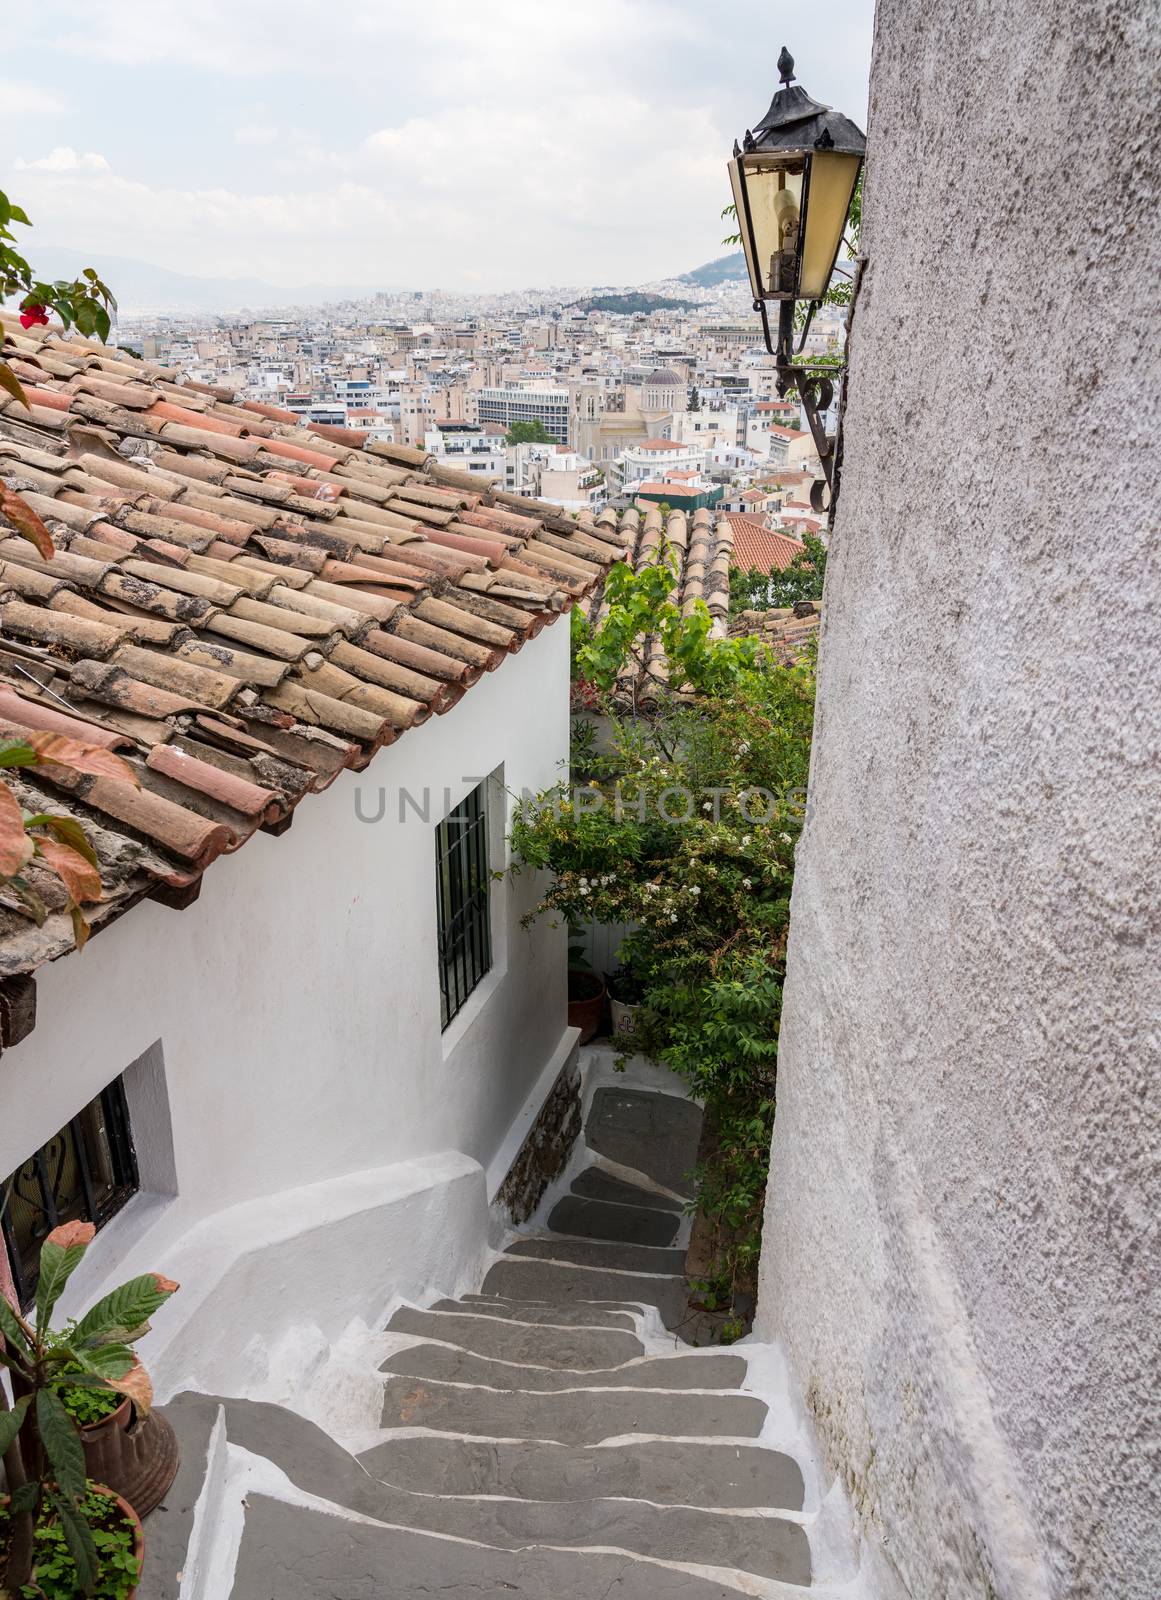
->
[742,877,753,889]
[670,913,678,922]
[689,886,701,896]
[780,832,793,845]
[741,834,752,847]
[738,741,750,755]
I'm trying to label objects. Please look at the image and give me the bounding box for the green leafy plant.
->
[0,1220,178,1595]
[511,565,814,1328]
[1,1486,139,1600]
[504,420,553,446]
[728,532,828,616]
[0,191,115,361]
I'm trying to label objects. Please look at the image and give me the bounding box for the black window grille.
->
[1,1077,138,1310]
[436,782,492,1030]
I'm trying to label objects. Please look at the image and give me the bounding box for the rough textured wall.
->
[758,4,1160,1598]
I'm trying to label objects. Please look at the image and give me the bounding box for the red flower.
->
[19,304,50,330]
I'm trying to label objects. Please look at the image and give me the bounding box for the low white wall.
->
[0,620,571,1365]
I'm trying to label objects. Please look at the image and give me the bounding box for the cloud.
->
[234,124,279,146]
[14,146,109,173]
[0,81,68,116]
[5,0,873,289]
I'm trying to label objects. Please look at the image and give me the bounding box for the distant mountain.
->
[679,253,747,288]
[31,248,388,317]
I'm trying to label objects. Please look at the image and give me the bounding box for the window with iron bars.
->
[435,782,492,1030]
[1,1077,138,1310]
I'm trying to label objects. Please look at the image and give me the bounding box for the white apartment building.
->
[423,421,507,479]
[475,384,570,446]
[615,437,707,492]
[670,406,740,450]
[506,443,604,513]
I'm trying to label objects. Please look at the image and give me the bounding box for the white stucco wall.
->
[0,619,572,1387]
[757,5,1160,1599]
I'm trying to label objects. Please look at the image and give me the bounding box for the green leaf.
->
[49,1487,100,1594]
[9,1479,39,1513]
[73,1274,176,1345]
[35,1388,86,1501]
[35,1239,88,1332]
[63,1341,134,1381]
[0,1392,31,1454]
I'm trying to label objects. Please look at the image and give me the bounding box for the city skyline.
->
[1,0,873,294]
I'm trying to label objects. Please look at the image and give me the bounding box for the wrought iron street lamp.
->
[729,47,865,498]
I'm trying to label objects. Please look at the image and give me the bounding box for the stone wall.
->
[757,4,1160,1598]
[497,1047,582,1224]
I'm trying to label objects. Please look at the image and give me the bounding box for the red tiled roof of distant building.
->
[637,438,685,451]
[725,513,807,572]
[768,425,811,440]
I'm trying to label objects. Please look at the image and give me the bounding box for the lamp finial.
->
[777,46,796,86]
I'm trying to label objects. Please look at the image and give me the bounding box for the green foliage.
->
[570,293,697,315]
[688,386,701,412]
[512,569,815,1324]
[0,1488,139,1600]
[728,533,827,615]
[504,420,553,446]
[575,551,766,704]
[0,1220,176,1595]
[0,191,116,345]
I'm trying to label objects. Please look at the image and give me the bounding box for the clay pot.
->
[80,1400,180,1521]
[568,968,606,1043]
[1,1483,143,1599]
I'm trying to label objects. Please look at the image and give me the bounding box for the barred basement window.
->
[436,782,492,1030]
[1,1077,138,1310]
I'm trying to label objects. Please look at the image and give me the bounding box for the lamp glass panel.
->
[731,156,804,300]
[799,151,861,300]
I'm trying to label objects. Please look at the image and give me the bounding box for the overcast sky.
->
[2,1,874,292]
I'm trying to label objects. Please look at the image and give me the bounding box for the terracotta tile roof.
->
[581,507,817,708]
[728,602,820,663]
[636,439,685,451]
[0,315,621,986]
[723,514,806,573]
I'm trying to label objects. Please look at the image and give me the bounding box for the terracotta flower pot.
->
[568,968,606,1043]
[1,1482,143,1599]
[80,1399,180,1521]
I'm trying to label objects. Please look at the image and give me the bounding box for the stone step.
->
[507,1234,688,1275]
[358,1432,805,1511]
[586,1087,702,1198]
[382,1341,747,1392]
[232,1493,786,1598]
[480,1258,690,1331]
[160,1393,807,1589]
[570,1167,685,1212]
[380,1373,767,1444]
[548,1193,682,1246]
[442,1295,641,1329]
[387,1306,646,1368]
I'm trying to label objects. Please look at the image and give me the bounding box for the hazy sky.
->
[2,1,874,292]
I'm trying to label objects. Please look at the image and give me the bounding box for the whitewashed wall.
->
[0,621,572,1394]
[758,5,1160,1599]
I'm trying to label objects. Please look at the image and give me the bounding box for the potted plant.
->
[607,959,646,1040]
[0,1220,178,1597]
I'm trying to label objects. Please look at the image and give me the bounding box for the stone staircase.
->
[143,1083,820,1597]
